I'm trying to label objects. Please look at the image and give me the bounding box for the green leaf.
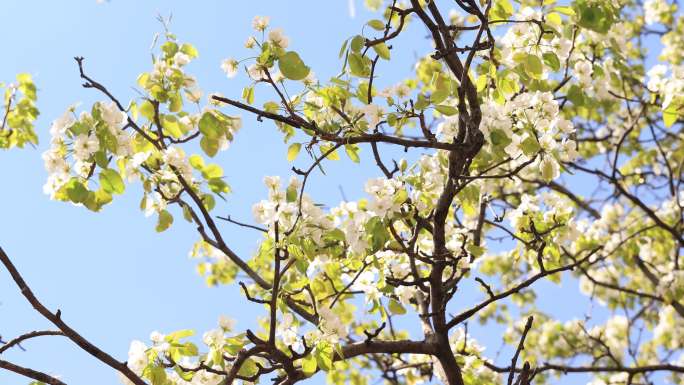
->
[663,104,679,127]
[302,354,318,376]
[286,185,298,202]
[321,144,340,160]
[367,19,385,30]
[387,113,397,127]
[99,169,125,195]
[365,216,388,252]
[350,35,365,53]
[525,54,543,78]
[520,135,541,156]
[144,365,167,385]
[393,189,408,204]
[162,115,183,138]
[139,100,155,121]
[199,112,221,139]
[490,129,512,147]
[542,52,561,72]
[546,12,562,25]
[279,51,311,81]
[156,210,173,232]
[201,164,223,179]
[314,343,334,371]
[208,178,231,195]
[467,244,486,257]
[161,41,179,58]
[93,151,109,168]
[345,144,360,163]
[242,86,255,104]
[179,342,199,356]
[552,6,576,15]
[91,188,112,210]
[287,143,302,162]
[499,77,519,95]
[566,85,586,106]
[496,0,514,17]
[348,53,370,77]
[238,358,258,377]
[66,179,89,203]
[414,93,429,110]
[338,38,349,59]
[180,43,199,58]
[189,154,205,169]
[389,299,407,315]
[200,136,220,157]
[435,105,458,116]
[540,157,558,182]
[16,72,32,83]
[357,82,372,104]
[576,0,615,33]
[174,366,194,382]
[372,42,391,60]
[202,193,216,211]
[169,93,182,113]
[476,74,488,92]
[165,329,195,342]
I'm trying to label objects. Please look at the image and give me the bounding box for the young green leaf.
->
[99,169,125,195]
[279,51,311,81]
[156,210,174,232]
[287,143,302,162]
[372,42,391,60]
[367,19,385,30]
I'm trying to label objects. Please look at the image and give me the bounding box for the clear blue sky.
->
[0,1,596,384]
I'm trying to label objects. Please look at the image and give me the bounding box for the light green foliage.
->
[279,51,311,80]
[0,74,39,149]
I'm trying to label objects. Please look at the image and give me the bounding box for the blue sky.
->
[0,1,599,384]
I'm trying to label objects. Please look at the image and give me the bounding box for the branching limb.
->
[508,316,534,385]
[0,330,64,354]
[447,247,601,329]
[0,359,67,385]
[0,247,148,385]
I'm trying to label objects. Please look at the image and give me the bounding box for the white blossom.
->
[221,58,239,78]
[173,52,191,66]
[50,110,76,138]
[362,104,384,129]
[72,133,99,161]
[267,28,289,48]
[126,340,148,374]
[252,15,270,31]
[644,0,669,25]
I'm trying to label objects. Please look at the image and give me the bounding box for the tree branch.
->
[0,247,147,385]
[0,359,67,385]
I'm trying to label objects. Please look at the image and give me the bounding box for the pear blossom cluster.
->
[42,102,136,199]
[148,48,203,103]
[644,0,671,25]
[42,32,243,223]
[251,176,334,243]
[499,7,573,70]
[364,177,405,217]
[475,91,577,181]
[647,63,684,110]
[330,201,373,255]
[448,328,501,384]
[271,307,350,349]
[660,21,684,64]
[120,317,236,385]
[654,305,684,349]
